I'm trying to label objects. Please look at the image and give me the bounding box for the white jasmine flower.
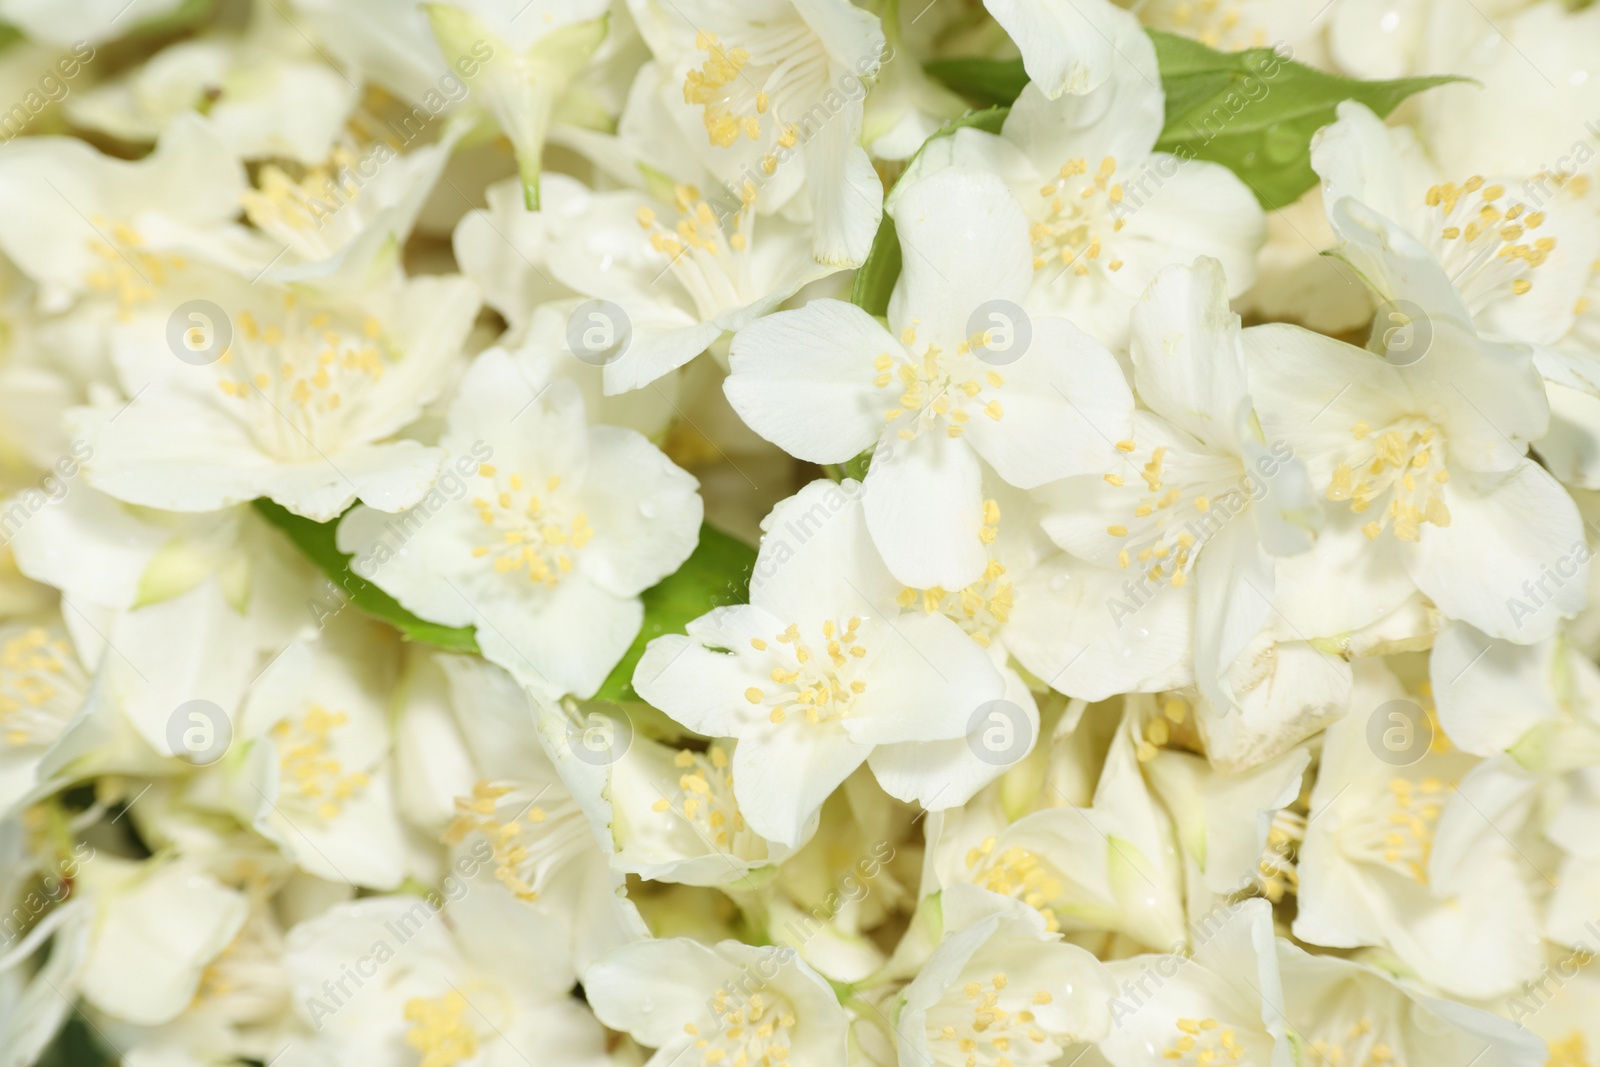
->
[1293,660,1543,999]
[1036,258,1319,721]
[983,0,1131,99]
[586,937,849,1067]
[236,622,409,890]
[537,169,840,394]
[899,13,1265,346]
[1245,269,1586,643]
[627,0,888,265]
[726,168,1133,589]
[898,885,1112,1067]
[285,894,609,1067]
[337,345,703,698]
[633,478,1006,846]
[0,618,88,817]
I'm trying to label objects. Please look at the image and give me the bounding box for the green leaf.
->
[593,523,758,702]
[850,106,1010,316]
[923,57,1028,109]
[252,499,481,653]
[1148,30,1464,210]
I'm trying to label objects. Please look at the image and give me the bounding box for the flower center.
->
[1424,177,1555,311]
[83,218,186,316]
[270,704,370,821]
[469,468,593,587]
[1101,439,1247,588]
[445,780,590,903]
[901,501,1010,648]
[1161,1017,1246,1065]
[404,992,480,1067]
[1327,418,1450,542]
[636,182,760,319]
[0,626,82,749]
[929,971,1065,1067]
[650,744,749,850]
[741,620,871,727]
[1344,775,1452,884]
[1308,1015,1409,1067]
[212,295,393,459]
[964,837,1064,933]
[1160,0,1269,50]
[695,988,797,1066]
[681,21,828,174]
[877,326,1007,442]
[1031,156,1127,276]
[1549,1033,1593,1067]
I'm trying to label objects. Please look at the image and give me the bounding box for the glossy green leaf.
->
[1148,30,1463,210]
[922,57,1028,108]
[253,499,481,653]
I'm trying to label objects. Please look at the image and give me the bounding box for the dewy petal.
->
[1429,622,1560,756]
[1193,511,1274,713]
[887,168,1032,347]
[632,605,786,738]
[725,300,897,465]
[747,478,901,627]
[982,0,1133,99]
[1405,459,1589,644]
[960,315,1133,488]
[1001,20,1162,171]
[1128,258,1252,454]
[732,729,871,847]
[575,425,703,598]
[805,101,884,267]
[863,428,986,590]
[1309,101,1413,230]
[470,574,646,699]
[584,938,741,1047]
[1007,553,1193,701]
[844,610,1003,746]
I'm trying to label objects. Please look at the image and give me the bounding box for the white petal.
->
[863,430,985,589]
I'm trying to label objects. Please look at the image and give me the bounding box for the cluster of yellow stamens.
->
[1308,1017,1405,1067]
[965,836,1064,933]
[876,325,1007,442]
[445,780,563,903]
[684,30,770,148]
[403,992,479,1067]
[1135,695,1191,763]
[743,620,870,726]
[84,218,186,317]
[0,627,77,748]
[649,745,749,849]
[211,294,392,458]
[930,971,1060,1067]
[899,501,1011,648]
[1101,439,1237,588]
[1163,1017,1245,1064]
[1547,1033,1591,1067]
[469,468,593,586]
[1257,809,1306,903]
[241,145,367,234]
[271,705,370,821]
[1164,0,1269,49]
[1031,156,1127,275]
[636,182,761,315]
[1326,419,1450,542]
[1424,177,1554,306]
[695,988,796,1065]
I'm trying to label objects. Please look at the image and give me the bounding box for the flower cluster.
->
[0,0,1597,1066]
